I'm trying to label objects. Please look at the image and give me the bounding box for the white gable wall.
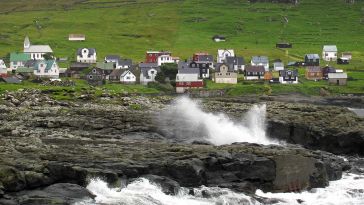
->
[217,49,235,63]
[120,71,136,83]
[140,68,158,85]
[77,48,97,63]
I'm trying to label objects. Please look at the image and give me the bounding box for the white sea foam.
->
[75,173,364,205]
[168,97,277,145]
[256,173,364,205]
[75,178,258,205]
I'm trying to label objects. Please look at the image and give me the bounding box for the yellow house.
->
[214,63,237,84]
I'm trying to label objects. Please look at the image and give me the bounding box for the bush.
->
[147,82,174,92]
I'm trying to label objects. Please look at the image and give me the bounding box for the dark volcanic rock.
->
[0,90,358,200]
[11,183,95,205]
[141,175,180,195]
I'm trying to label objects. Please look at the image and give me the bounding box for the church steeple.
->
[24,36,30,49]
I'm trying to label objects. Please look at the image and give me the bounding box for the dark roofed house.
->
[105,55,120,62]
[86,67,106,86]
[279,69,298,84]
[24,60,37,68]
[276,42,292,48]
[139,63,160,85]
[244,65,265,80]
[305,66,323,80]
[304,54,320,66]
[322,66,336,80]
[176,61,204,93]
[194,54,214,69]
[65,62,91,78]
[117,59,133,69]
[77,48,97,63]
[225,56,245,71]
[212,35,226,42]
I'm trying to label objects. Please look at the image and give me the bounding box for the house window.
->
[126,76,130,80]
[150,71,155,74]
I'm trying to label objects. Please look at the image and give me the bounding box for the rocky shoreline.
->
[0,90,363,204]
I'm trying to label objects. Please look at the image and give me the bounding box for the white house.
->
[157,54,174,66]
[322,45,338,61]
[217,49,235,63]
[23,36,53,60]
[0,60,7,77]
[77,48,97,63]
[139,63,160,85]
[156,54,180,66]
[69,34,86,41]
[273,62,284,71]
[120,70,136,84]
[0,59,7,69]
[251,56,269,71]
[34,60,59,78]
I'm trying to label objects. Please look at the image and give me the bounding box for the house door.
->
[337,80,339,85]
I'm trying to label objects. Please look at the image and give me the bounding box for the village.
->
[0,34,352,94]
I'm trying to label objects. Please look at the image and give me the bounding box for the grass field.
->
[0,0,364,96]
[1,0,364,66]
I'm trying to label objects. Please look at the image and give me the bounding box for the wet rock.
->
[141,175,180,195]
[13,183,95,205]
[0,166,26,192]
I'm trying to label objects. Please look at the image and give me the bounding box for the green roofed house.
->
[96,62,114,80]
[16,67,34,79]
[10,52,31,71]
[34,60,60,79]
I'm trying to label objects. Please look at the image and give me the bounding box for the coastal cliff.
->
[0,90,362,204]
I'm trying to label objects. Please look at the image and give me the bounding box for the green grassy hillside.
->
[1,0,364,67]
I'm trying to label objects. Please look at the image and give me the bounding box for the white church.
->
[23,36,53,60]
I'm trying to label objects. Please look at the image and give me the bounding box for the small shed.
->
[328,73,347,85]
[276,42,292,48]
[264,71,273,81]
[212,35,226,42]
[341,52,352,60]
[305,66,323,80]
[0,77,21,84]
[69,34,86,41]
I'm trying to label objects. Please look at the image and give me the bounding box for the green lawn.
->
[0,0,364,65]
[1,0,364,96]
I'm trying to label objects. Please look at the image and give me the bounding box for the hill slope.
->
[0,0,364,65]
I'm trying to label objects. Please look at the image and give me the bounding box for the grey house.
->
[105,55,132,69]
[225,56,245,71]
[251,56,269,71]
[304,54,320,66]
